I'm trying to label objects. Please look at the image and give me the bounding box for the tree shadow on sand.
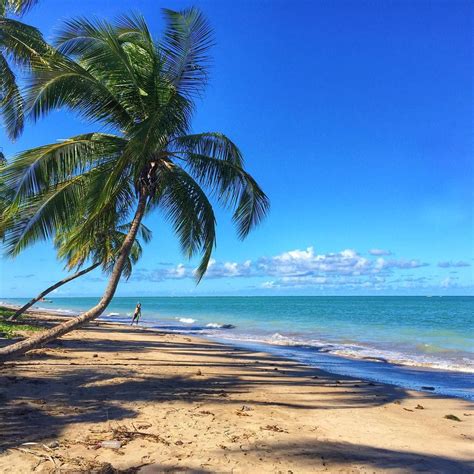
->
[0,324,463,457]
[226,439,474,473]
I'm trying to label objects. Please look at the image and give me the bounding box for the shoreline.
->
[2,300,473,401]
[0,309,473,472]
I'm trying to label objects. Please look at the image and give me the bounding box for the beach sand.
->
[0,311,473,473]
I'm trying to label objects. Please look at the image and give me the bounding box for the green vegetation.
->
[0,306,40,338]
[10,221,152,320]
[0,7,269,359]
[0,0,48,139]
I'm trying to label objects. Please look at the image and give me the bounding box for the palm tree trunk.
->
[9,262,101,321]
[0,194,148,361]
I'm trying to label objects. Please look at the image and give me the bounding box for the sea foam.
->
[178,317,196,324]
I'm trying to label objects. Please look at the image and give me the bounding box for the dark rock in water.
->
[421,386,435,391]
[221,324,235,329]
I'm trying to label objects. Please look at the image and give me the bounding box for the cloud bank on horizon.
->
[130,246,472,292]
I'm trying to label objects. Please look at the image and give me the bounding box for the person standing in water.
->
[131,302,142,325]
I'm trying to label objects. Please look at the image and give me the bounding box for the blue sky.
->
[1,0,472,297]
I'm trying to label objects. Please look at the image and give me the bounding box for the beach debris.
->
[196,369,203,376]
[444,414,462,422]
[403,408,414,412]
[92,462,115,474]
[421,386,435,391]
[11,446,59,469]
[99,440,122,449]
[415,404,424,410]
[261,425,288,433]
[93,354,98,358]
[175,440,184,445]
[137,423,152,429]
[111,425,170,445]
[240,405,253,412]
[47,440,60,448]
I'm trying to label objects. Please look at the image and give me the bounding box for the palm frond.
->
[0,17,48,65]
[54,16,154,121]
[0,17,47,139]
[3,133,127,199]
[56,216,147,279]
[171,132,269,239]
[27,55,132,128]
[117,221,152,243]
[154,162,216,281]
[2,0,39,16]
[4,173,90,256]
[161,7,213,98]
[0,53,23,138]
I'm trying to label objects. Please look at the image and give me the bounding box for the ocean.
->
[2,296,473,400]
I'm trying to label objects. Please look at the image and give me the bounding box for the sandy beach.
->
[0,310,473,473]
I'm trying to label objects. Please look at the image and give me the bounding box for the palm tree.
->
[0,9,269,360]
[0,148,8,236]
[0,0,47,139]
[8,220,152,320]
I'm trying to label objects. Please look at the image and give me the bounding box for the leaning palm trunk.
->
[9,262,101,321]
[0,195,147,361]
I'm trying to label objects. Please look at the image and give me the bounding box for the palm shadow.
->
[226,439,474,473]
[0,322,462,457]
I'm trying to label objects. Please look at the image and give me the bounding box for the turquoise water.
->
[3,296,473,399]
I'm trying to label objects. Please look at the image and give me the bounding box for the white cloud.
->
[257,247,373,277]
[374,258,429,270]
[438,261,471,268]
[203,259,253,279]
[368,249,392,256]
[130,246,446,290]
